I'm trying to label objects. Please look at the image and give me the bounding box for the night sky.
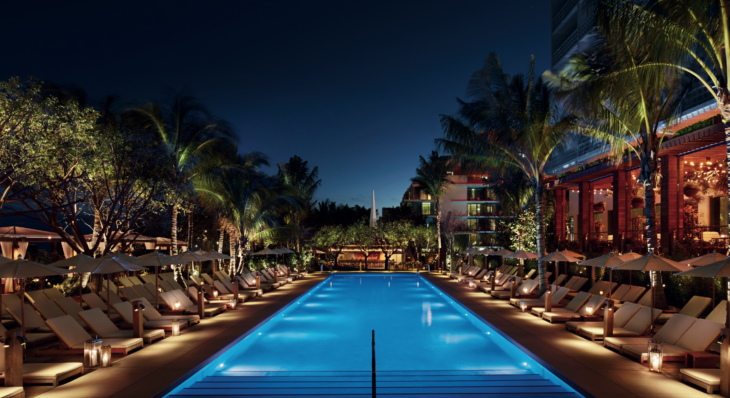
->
[2,1,550,214]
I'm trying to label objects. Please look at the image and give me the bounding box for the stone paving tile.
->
[424,273,713,398]
[34,274,328,398]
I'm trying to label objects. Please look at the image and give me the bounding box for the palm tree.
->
[125,89,237,255]
[437,53,579,295]
[410,151,452,271]
[547,39,687,309]
[487,169,534,217]
[277,155,322,252]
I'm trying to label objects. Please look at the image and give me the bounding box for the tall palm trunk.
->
[535,184,547,295]
[436,198,442,271]
[643,181,669,309]
[187,204,194,249]
[218,229,224,253]
[229,227,236,274]
[171,202,179,255]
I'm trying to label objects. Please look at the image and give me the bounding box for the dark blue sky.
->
[2,1,550,214]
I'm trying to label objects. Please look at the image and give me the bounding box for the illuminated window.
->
[422,203,432,215]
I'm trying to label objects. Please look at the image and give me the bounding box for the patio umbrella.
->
[48,254,93,269]
[203,250,234,281]
[490,249,514,271]
[680,252,728,267]
[674,258,730,310]
[0,259,67,337]
[613,253,686,332]
[543,251,581,285]
[579,252,626,299]
[76,256,147,319]
[134,251,185,309]
[505,250,538,279]
[173,250,214,283]
[560,249,586,259]
[618,251,643,286]
[254,247,280,269]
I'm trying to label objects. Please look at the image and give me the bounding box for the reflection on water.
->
[421,302,432,326]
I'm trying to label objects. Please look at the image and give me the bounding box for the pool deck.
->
[424,272,719,398]
[35,274,328,398]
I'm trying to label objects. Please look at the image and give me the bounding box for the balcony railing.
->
[552,29,578,66]
[552,0,578,31]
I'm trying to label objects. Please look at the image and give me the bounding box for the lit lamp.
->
[585,306,594,316]
[647,339,663,372]
[213,290,219,298]
[229,298,236,309]
[174,301,181,310]
[519,299,527,312]
[468,280,475,288]
[84,338,102,369]
[522,287,528,294]
[100,345,112,368]
[171,319,180,336]
[599,290,604,296]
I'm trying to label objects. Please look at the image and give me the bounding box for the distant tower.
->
[370,190,377,228]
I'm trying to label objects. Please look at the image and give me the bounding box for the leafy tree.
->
[500,210,537,252]
[125,89,237,255]
[411,224,437,265]
[438,53,580,295]
[348,221,377,270]
[376,221,412,270]
[410,151,452,271]
[311,225,349,267]
[309,200,370,227]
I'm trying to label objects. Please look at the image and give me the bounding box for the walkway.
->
[424,272,718,398]
[35,274,328,398]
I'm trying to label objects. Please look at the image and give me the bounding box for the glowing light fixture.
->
[174,301,181,310]
[647,339,663,372]
[585,306,594,315]
[519,299,527,312]
[100,345,112,368]
[84,338,102,368]
[171,319,180,336]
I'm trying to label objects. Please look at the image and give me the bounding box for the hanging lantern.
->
[100,345,112,368]
[519,300,527,312]
[84,338,102,369]
[647,339,663,372]
[171,319,180,336]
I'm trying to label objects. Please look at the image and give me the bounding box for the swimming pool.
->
[165,274,585,397]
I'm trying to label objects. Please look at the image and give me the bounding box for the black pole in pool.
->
[372,329,376,398]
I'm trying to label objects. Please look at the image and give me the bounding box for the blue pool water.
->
[165,274,583,396]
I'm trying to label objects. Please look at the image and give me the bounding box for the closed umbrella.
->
[76,256,147,319]
[134,251,185,309]
[579,252,626,299]
[613,253,686,332]
[0,259,67,337]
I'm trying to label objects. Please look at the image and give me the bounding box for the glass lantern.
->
[647,339,663,372]
[468,280,475,288]
[519,300,527,312]
[174,301,181,310]
[100,345,112,368]
[213,290,219,298]
[522,287,529,295]
[599,290,604,296]
[585,306,594,316]
[229,298,236,309]
[171,319,180,336]
[84,338,102,368]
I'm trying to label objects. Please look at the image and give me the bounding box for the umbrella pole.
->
[156,266,160,310]
[712,278,715,308]
[651,271,655,334]
[107,276,111,320]
[78,273,83,308]
[609,269,613,300]
[20,279,25,338]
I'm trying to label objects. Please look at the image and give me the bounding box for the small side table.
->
[685,351,720,368]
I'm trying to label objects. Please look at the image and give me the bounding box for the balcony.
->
[552,0,578,32]
[552,29,578,67]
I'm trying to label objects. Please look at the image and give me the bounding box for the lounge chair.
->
[79,308,164,344]
[476,272,512,293]
[622,318,723,362]
[24,290,49,305]
[0,345,81,387]
[578,306,662,341]
[461,269,488,283]
[536,292,592,321]
[0,387,23,398]
[604,313,696,353]
[656,295,712,324]
[179,289,227,315]
[618,286,646,303]
[33,300,88,329]
[552,274,567,286]
[159,291,224,317]
[131,284,157,302]
[140,274,158,284]
[680,368,721,394]
[509,287,570,310]
[706,300,727,323]
[81,293,122,322]
[492,278,534,299]
[0,321,54,347]
[448,266,463,279]
[4,302,52,333]
[566,302,642,334]
[137,298,199,326]
[189,275,205,286]
[200,273,216,285]
[236,275,269,293]
[119,277,136,287]
[54,297,91,327]
[41,288,65,301]
[610,284,630,301]
[562,276,580,289]
[636,290,652,307]
[542,294,607,323]
[240,272,279,289]
[211,281,254,302]
[112,301,186,331]
[45,315,143,355]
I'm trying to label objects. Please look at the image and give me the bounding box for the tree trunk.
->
[229,228,236,273]
[644,182,669,309]
[535,184,548,296]
[171,202,179,255]
[218,229,224,253]
[82,211,102,288]
[436,199,442,271]
[187,204,194,250]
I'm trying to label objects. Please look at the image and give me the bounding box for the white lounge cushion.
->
[707,300,727,323]
[0,387,23,398]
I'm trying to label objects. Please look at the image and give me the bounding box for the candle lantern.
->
[519,300,527,312]
[213,290,219,298]
[171,319,180,336]
[585,306,594,316]
[522,287,528,294]
[174,301,181,310]
[229,298,236,309]
[599,290,604,296]
[100,345,112,368]
[647,339,663,372]
[468,280,475,288]
[84,338,102,369]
